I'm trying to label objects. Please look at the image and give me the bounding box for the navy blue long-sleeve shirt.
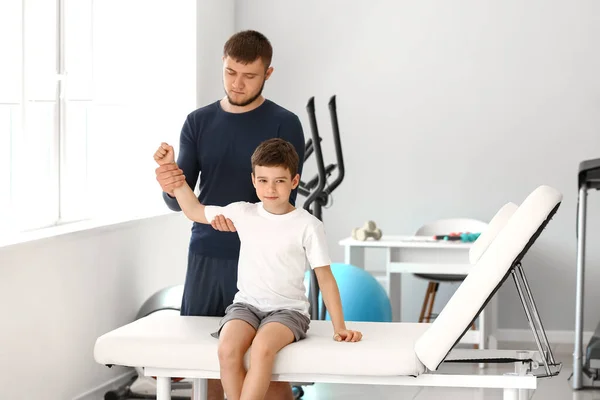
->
[164,99,306,260]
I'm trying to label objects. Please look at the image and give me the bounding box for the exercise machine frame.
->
[573,158,600,389]
[299,95,345,321]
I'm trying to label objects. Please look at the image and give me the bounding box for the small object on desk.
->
[352,220,383,241]
[401,236,438,242]
[434,232,481,242]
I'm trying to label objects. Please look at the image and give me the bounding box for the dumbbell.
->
[352,220,382,241]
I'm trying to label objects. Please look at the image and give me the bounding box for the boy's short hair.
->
[223,30,273,69]
[251,138,299,177]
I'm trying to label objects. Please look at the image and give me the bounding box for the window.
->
[0,0,196,235]
[0,1,20,233]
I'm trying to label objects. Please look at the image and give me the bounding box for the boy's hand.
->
[334,329,362,342]
[154,142,175,165]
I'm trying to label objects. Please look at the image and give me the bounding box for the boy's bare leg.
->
[218,320,257,400]
[240,322,295,400]
[194,368,292,399]
[197,373,293,399]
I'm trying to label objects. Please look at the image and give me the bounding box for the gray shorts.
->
[211,302,310,342]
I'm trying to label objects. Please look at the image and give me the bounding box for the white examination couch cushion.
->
[415,185,562,371]
[469,202,518,264]
[94,312,429,377]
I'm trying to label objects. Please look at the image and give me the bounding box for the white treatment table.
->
[94,185,563,400]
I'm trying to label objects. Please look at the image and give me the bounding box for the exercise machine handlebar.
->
[324,95,345,196]
[303,97,327,213]
[303,137,322,162]
[298,96,344,201]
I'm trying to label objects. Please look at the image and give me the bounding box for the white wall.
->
[0,213,191,399]
[197,0,236,106]
[236,0,600,331]
[0,1,236,399]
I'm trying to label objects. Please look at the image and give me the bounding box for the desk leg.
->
[386,248,402,322]
[489,295,499,350]
[480,308,487,349]
[479,308,487,368]
[344,246,365,269]
[477,296,498,368]
[387,272,402,322]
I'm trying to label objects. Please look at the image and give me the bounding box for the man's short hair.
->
[251,138,299,177]
[223,30,273,69]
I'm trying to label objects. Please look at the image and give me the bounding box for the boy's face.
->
[252,165,299,207]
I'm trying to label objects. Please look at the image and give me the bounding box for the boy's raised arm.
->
[172,184,209,224]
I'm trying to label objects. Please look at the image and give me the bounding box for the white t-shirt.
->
[204,201,331,318]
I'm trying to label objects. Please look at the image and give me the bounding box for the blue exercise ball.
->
[304,263,392,322]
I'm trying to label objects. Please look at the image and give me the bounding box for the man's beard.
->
[225,78,266,107]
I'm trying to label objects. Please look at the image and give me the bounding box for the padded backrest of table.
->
[414,185,562,371]
[469,202,518,264]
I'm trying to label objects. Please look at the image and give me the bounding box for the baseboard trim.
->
[496,329,594,345]
[72,370,136,400]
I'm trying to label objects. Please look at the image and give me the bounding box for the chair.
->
[414,218,489,329]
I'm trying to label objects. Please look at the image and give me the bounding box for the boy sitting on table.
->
[153,138,362,400]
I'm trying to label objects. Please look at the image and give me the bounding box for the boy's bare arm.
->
[172,183,209,224]
[314,266,362,342]
[154,143,209,224]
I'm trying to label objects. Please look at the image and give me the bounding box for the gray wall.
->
[235,0,600,332]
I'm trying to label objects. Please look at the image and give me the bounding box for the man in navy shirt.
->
[155,30,305,400]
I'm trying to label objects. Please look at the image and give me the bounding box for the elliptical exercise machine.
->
[298,95,345,321]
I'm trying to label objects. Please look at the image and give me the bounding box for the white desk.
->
[339,235,498,351]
